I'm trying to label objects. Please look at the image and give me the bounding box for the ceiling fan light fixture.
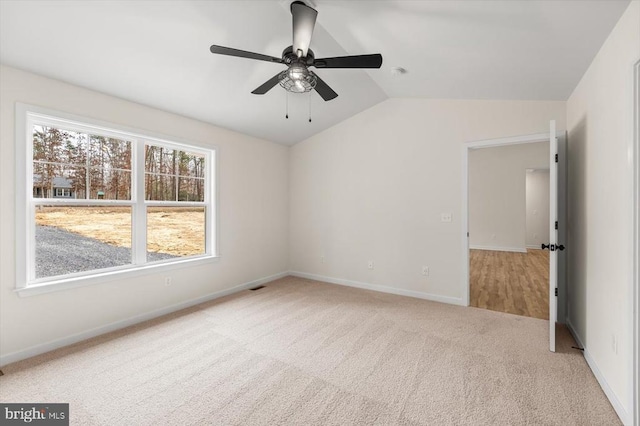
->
[279,65,317,93]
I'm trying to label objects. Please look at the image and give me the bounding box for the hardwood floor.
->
[470,249,549,320]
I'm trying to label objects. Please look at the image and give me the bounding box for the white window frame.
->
[15,103,218,297]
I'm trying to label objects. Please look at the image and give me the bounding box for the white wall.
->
[526,169,550,248]
[289,99,565,302]
[468,142,549,252]
[0,66,289,362]
[566,1,639,423]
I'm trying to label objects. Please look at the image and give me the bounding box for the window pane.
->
[177,151,205,178]
[35,206,132,279]
[89,168,131,200]
[147,207,205,259]
[33,125,87,165]
[33,162,86,199]
[89,135,132,170]
[145,173,176,201]
[145,145,177,175]
[87,136,132,200]
[178,177,205,202]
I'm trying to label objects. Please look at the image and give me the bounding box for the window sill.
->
[15,255,220,297]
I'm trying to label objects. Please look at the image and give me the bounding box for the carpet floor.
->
[0,276,620,425]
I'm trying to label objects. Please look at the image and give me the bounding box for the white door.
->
[548,120,558,352]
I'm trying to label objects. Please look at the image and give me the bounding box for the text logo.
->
[1,404,68,425]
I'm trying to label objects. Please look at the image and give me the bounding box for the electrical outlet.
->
[440,213,452,222]
[321,256,325,264]
[165,277,172,287]
[367,261,374,270]
[422,266,429,276]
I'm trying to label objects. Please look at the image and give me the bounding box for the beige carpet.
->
[0,276,620,425]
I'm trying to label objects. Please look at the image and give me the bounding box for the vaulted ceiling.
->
[0,0,630,145]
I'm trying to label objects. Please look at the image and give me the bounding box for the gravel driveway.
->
[36,226,177,279]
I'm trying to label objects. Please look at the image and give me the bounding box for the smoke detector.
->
[390,67,407,76]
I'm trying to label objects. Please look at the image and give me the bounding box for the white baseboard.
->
[526,245,543,250]
[0,271,289,367]
[289,271,465,307]
[566,321,630,425]
[469,245,527,253]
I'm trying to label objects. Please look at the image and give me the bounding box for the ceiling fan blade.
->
[210,45,283,64]
[311,72,338,101]
[313,54,383,69]
[291,1,317,58]
[251,73,282,95]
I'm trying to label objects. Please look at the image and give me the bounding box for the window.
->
[16,105,217,293]
[54,188,72,198]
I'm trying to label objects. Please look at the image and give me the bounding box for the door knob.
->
[541,243,565,251]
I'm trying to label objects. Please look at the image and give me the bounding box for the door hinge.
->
[555,153,558,163]
[555,221,558,230]
[555,288,558,297]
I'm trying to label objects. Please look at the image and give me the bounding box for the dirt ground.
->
[36,206,205,256]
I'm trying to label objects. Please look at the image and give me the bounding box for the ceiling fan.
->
[209,1,383,101]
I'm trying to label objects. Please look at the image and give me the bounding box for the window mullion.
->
[133,141,147,264]
[85,134,90,199]
[175,172,179,202]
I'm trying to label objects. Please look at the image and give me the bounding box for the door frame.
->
[632,59,639,426]
[461,132,550,307]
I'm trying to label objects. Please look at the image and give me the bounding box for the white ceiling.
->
[0,0,630,145]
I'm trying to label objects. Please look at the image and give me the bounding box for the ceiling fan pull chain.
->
[285,92,289,119]
[308,92,312,123]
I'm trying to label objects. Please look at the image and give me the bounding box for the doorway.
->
[466,141,550,320]
[461,125,566,352]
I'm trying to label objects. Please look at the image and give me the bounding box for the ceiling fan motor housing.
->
[282,46,315,65]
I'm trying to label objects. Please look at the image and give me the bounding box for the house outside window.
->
[16,105,217,294]
[54,185,73,198]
